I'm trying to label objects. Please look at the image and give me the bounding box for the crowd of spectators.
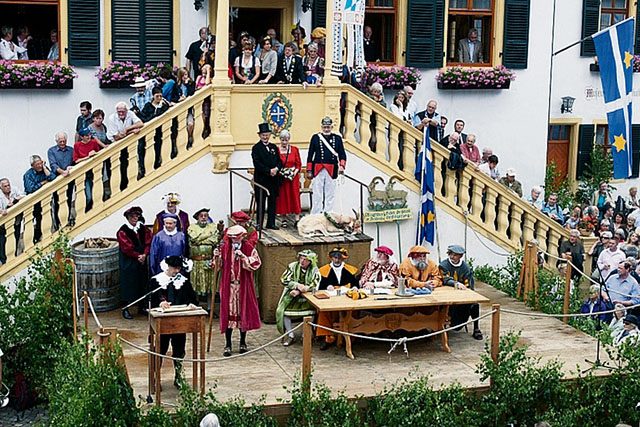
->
[0,25,58,60]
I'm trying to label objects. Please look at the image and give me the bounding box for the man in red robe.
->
[214,225,261,357]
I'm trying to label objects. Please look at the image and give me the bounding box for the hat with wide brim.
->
[193,208,210,220]
[130,77,147,88]
[311,27,326,39]
[123,206,143,218]
[227,225,247,236]
[329,247,348,258]
[408,245,430,256]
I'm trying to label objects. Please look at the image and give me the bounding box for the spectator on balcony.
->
[565,206,583,230]
[597,234,627,281]
[390,90,410,121]
[176,67,196,146]
[479,154,500,180]
[625,186,640,212]
[622,232,640,259]
[524,185,544,210]
[23,155,55,243]
[363,25,379,62]
[450,119,467,144]
[229,31,250,68]
[368,82,386,107]
[499,168,522,197]
[196,64,212,138]
[185,27,209,79]
[74,128,106,211]
[458,28,484,64]
[89,110,109,145]
[47,30,59,61]
[602,205,615,230]
[275,42,306,85]
[444,132,466,171]
[310,27,326,59]
[0,26,26,60]
[14,26,31,60]
[0,178,24,213]
[263,28,284,55]
[48,132,73,178]
[140,88,170,122]
[107,102,144,142]
[460,133,481,165]
[291,23,307,57]
[234,41,261,85]
[303,42,324,85]
[480,147,493,164]
[158,68,180,104]
[542,193,565,225]
[413,99,441,142]
[592,182,613,218]
[257,36,278,84]
[74,101,93,142]
[438,116,448,141]
[597,219,613,237]
[130,77,155,117]
[403,86,418,120]
[589,231,610,273]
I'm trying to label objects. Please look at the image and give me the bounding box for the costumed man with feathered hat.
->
[149,255,198,387]
[276,249,321,346]
[399,245,442,289]
[359,245,400,289]
[214,225,262,357]
[152,192,190,234]
[150,213,188,275]
[439,244,483,340]
[316,247,359,350]
[117,206,152,320]
[187,208,220,304]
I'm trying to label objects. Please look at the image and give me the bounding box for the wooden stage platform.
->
[91,282,608,408]
[256,228,373,323]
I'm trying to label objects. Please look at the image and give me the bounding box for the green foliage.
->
[576,144,614,204]
[288,377,363,427]
[0,236,74,398]
[47,339,139,426]
[545,161,576,210]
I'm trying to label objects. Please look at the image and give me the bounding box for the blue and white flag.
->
[415,128,436,246]
[592,17,635,179]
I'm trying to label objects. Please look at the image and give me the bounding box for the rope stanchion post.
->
[563,254,572,324]
[490,303,501,388]
[65,258,78,342]
[302,316,313,394]
[82,292,89,354]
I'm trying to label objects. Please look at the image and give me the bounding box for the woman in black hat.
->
[117,206,152,320]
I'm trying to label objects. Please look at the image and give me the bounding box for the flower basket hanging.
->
[365,64,422,90]
[435,66,515,90]
[96,61,177,88]
[0,60,76,89]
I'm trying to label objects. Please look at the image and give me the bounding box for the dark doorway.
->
[231,8,281,43]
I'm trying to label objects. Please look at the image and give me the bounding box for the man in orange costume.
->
[398,245,442,289]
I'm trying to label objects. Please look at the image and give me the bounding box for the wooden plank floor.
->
[91,282,608,407]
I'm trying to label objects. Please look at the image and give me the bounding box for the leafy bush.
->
[288,377,363,427]
[0,237,74,398]
[576,143,614,204]
[545,161,576,210]
[47,339,139,426]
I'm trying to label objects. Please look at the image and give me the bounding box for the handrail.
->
[343,174,366,225]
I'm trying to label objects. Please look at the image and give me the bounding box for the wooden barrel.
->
[71,239,120,312]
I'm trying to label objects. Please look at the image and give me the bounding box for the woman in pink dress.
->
[275,129,302,227]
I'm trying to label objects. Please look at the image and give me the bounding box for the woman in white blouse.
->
[234,41,261,85]
[257,36,278,84]
[389,90,410,122]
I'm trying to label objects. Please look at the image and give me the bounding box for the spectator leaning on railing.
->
[107,102,144,143]
[524,185,544,210]
[541,193,565,225]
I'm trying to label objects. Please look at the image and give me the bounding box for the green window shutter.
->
[576,124,595,180]
[405,0,445,68]
[502,0,530,69]
[631,124,640,178]
[580,0,600,57]
[112,0,173,64]
[312,0,327,30]
[68,0,100,66]
[635,1,640,54]
[143,0,173,64]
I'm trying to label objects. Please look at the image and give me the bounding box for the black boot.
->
[122,308,133,320]
[223,328,233,357]
[239,331,248,354]
[173,361,183,388]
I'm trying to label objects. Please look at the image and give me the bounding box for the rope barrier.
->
[310,309,497,356]
[119,322,304,363]
[463,212,512,258]
[500,302,640,319]
[84,295,104,330]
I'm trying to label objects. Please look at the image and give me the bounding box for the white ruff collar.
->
[153,271,187,289]
[449,258,463,267]
[125,221,142,233]
[164,228,178,236]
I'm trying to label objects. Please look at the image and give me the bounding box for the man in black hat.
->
[439,244,483,340]
[251,123,282,230]
[306,116,347,214]
[116,206,152,319]
[613,314,640,346]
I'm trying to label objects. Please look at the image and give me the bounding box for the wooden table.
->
[304,287,490,359]
[148,308,208,405]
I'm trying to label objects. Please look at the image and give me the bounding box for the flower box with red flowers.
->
[0,60,76,89]
[435,66,515,90]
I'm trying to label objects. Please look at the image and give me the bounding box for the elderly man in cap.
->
[498,168,522,197]
[252,123,282,230]
[306,116,347,214]
[188,208,220,302]
[214,225,262,357]
[317,247,359,350]
[359,245,400,289]
[399,245,442,289]
[152,193,190,234]
[117,206,152,319]
[276,249,321,346]
[129,76,155,116]
[613,314,640,346]
[150,213,187,275]
[439,245,483,339]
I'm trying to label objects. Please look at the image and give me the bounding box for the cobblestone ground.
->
[0,406,48,426]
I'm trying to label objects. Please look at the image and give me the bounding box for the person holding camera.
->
[186,27,209,79]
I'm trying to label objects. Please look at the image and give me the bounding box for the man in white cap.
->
[129,76,155,115]
[499,168,522,197]
[306,117,347,214]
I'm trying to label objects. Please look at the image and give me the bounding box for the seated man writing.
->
[439,245,483,340]
[276,249,321,346]
[399,245,442,289]
[359,245,399,289]
[316,247,359,350]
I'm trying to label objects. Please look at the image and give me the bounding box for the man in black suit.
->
[251,123,282,230]
[275,42,306,85]
[440,119,467,146]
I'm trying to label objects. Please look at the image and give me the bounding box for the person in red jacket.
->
[73,127,106,211]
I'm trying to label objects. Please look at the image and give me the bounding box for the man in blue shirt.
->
[47,131,75,228]
[604,261,640,308]
[23,154,56,243]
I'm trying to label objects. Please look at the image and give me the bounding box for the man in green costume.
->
[276,249,321,346]
[187,208,219,304]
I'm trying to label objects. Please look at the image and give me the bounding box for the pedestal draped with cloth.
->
[330,0,366,79]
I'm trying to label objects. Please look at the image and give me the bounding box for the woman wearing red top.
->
[74,127,106,211]
[275,129,301,227]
